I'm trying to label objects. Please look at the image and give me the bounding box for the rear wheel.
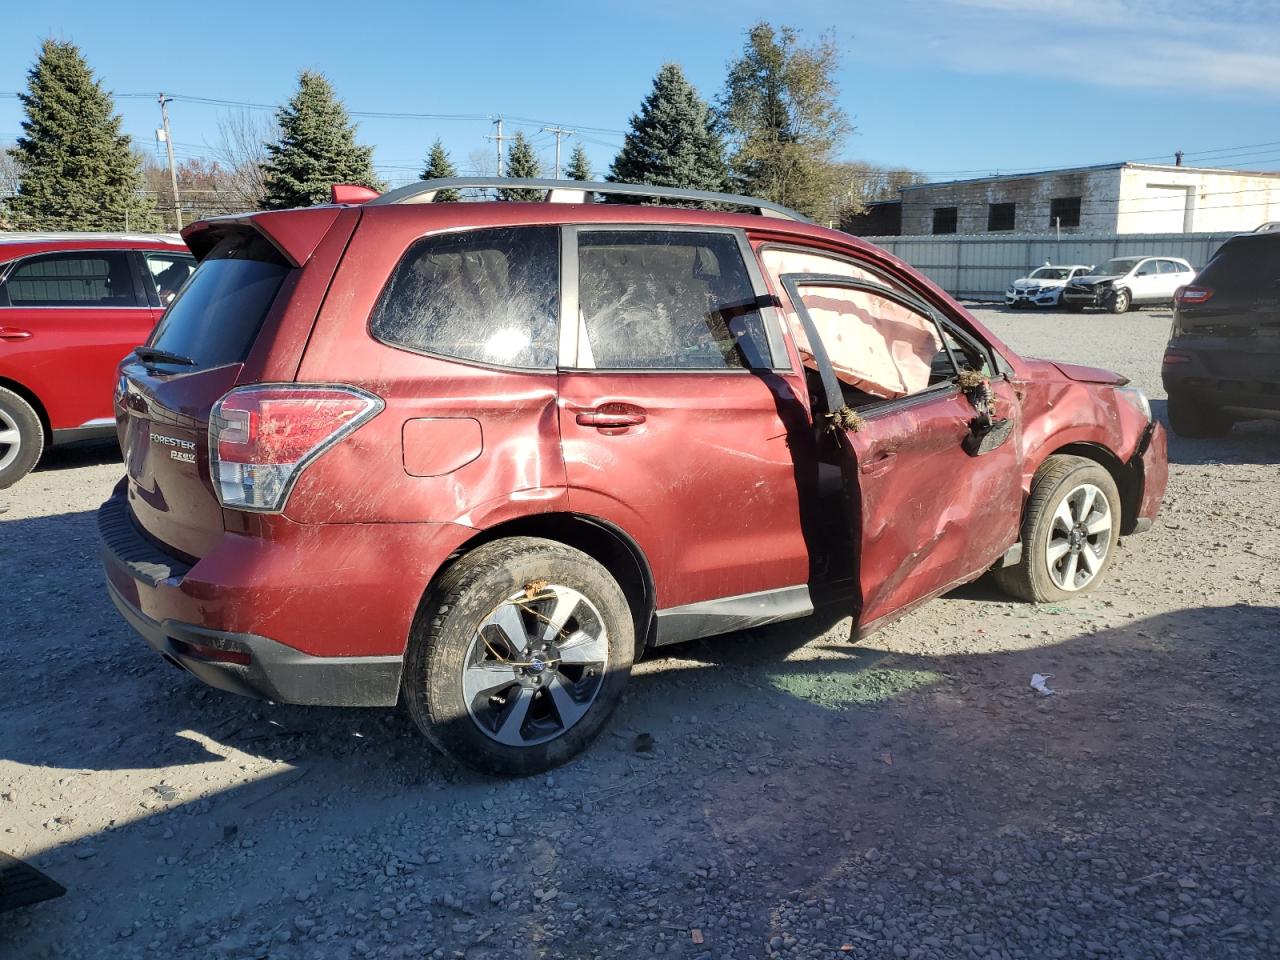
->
[994,455,1122,603]
[403,537,634,776]
[1107,288,1131,313]
[1167,389,1232,438]
[0,387,44,489]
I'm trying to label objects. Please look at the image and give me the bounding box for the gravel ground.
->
[1,304,1277,960]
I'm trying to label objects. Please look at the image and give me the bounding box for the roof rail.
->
[368,177,811,223]
[1254,221,1280,233]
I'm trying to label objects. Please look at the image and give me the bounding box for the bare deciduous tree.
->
[211,109,276,211]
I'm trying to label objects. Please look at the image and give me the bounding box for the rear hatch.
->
[1175,234,1280,350]
[119,214,345,560]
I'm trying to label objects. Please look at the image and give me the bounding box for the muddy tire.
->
[402,537,634,777]
[0,387,44,489]
[994,455,1122,603]
[1107,288,1131,314]
[1167,389,1232,439]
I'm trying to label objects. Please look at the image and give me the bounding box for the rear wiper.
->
[133,346,196,367]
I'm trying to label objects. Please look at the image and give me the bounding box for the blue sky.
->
[3,0,1279,187]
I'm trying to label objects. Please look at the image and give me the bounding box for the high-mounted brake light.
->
[209,385,383,512]
[1175,285,1214,305]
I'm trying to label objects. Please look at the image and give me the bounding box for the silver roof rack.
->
[0,231,183,244]
[369,177,810,223]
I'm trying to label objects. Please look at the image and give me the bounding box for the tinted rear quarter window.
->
[370,226,560,370]
[1197,237,1280,301]
[148,233,291,369]
[2,251,141,307]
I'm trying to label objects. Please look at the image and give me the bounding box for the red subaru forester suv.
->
[98,179,1167,775]
[0,233,194,487]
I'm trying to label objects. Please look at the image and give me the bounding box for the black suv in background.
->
[1164,226,1280,437]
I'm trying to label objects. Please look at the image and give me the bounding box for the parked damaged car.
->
[1005,264,1093,308]
[1061,256,1195,313]
[98,179,1168,775]
[1164,224,1280,437]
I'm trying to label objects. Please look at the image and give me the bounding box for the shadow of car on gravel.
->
[31,439,121,475]
[4,600,1277,959]
[1151,398,1280,467]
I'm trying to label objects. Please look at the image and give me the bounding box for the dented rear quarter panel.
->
[288,207,569,529]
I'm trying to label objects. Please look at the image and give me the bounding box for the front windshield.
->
[1099,258,1141,276]
[1030,267,1070,280]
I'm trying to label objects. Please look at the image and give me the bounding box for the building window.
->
[1050,196,1081,229]
[932,207,958,235]
[987,202,1016,232]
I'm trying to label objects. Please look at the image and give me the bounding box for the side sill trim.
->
[652,585,813,647]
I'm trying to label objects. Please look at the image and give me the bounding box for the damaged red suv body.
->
[98,180,1167,775]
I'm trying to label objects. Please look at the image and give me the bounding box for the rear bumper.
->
[97,483,474,706]
[104,577,403,706]
[1163,337,1280,419]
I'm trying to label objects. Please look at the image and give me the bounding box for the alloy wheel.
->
[1045,482,1112,591]
[0,408,22,473]
[461,584,609,747]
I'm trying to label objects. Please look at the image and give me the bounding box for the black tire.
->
[1062,299,1085,313]
[1107,288,1131,314]
[0,387,45,489]
[402,537,634,777]
[1167,389,1232,439]
[993,455,1122,603]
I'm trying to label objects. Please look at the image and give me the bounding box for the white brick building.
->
[894,162,1280,236]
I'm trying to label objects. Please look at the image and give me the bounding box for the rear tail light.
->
[1162,349,1192,365]
[1175,285,1214,305]
[210,384,383,512]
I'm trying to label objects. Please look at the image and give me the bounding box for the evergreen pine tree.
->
[500,131,543,201]
[419,139,460,201]
[566,142,592,182]
[6,40,159,231]
[262,71,383,209]
[608,64,727,194]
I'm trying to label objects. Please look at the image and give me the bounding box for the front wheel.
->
[1167,389,1232,438]
[1107,288,1131,313]
[403,537,634,776]
[0,387,45,489]
[994,455,1122,603]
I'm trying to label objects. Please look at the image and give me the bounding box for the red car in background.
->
[97,180,1167,776]
[0,233,195,487]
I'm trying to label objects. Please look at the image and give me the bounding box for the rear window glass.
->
[148,233,291,370]
[1197,237,1280,299]
[370,226,560,370]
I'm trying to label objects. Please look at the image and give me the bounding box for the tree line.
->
[1,29,924,232]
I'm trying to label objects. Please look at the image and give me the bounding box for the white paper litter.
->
[1030,673,1055,696]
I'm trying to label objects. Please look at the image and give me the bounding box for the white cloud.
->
[893,0,1280,96]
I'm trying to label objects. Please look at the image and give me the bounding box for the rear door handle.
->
[0,327,32,341]
[575,405,647,429]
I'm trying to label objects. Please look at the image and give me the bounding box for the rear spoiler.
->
[181,206,343,267]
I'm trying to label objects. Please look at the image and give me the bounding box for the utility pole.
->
[540,126,575,178]
[486,117,509,176]
[157,93,182,229]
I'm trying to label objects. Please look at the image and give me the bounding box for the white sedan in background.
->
[1005,264,1093,308]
